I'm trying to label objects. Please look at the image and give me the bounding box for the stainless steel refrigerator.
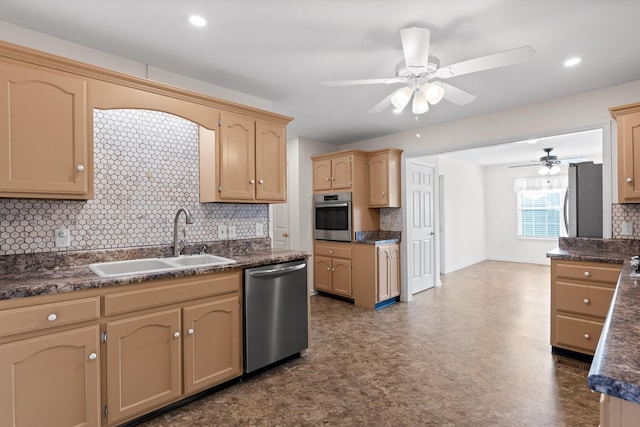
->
[564,162,603,237]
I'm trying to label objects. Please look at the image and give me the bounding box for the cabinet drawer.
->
[314,243,352,259]
[104,271,241,316]
[0,297,100,337]
[555,281,614,318]
[555,315,604,354]
[555,261,621,284]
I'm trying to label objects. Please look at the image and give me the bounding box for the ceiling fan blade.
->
[400,27,430,67]
[321,77,404,86]
[436,45,535,79]
[508,163,539,168]
[440,82,477,105]
[367,92,395,114]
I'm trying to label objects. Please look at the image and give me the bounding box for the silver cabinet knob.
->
[627,177,633,183]
[258,179,264,184]
[47,313,57,322]
[382,192,386,196]
[331,268,335,272]
[326,177,331,181]
[584,271,591,277]
[173,332,180,338]
[88,353,97,360]
[583,298,590,304]
[331,177,335,181]
[76,165,85,171]
[584,333,591,340]
[188,328,194,335]
[326,267,330,271]
[329,250,333,254]
[249,179,255,184]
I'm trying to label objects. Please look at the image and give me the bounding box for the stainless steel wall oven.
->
[313,192,352,242]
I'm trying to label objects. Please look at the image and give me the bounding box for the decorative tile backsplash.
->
[380,207,403,231]
[611,203,640,239]
[0,109,268,256]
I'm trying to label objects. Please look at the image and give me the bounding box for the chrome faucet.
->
[173,208,193,256]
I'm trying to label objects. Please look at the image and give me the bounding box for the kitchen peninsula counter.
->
[0,238,309,301]
[547,237,640,408]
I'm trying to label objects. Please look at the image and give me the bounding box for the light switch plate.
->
[622,221,634,236]
[218,224,227,240]
[228,225,237,239]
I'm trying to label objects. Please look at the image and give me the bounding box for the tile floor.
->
[138,260,599,426]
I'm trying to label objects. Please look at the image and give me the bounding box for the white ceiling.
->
[1,1,639,145]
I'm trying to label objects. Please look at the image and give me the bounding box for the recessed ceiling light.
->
[564,56,582,67]
[188,15,207,27]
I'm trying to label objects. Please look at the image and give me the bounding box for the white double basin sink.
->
[89,254,236,278]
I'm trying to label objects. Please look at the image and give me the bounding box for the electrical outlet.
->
[228,225,237,239]
[255,223,264,237]
[622,221,634,236]
[218,224,227,240]
[55,227,71,248]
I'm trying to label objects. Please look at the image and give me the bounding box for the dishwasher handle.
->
[248,262,306,277]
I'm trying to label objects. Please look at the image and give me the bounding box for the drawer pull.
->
[188,328,194,335]
[584,333,591,340]
[88,353,97,360]
[173,331,180,338]
[47,313,57,322]
[583,298,590,304]
[583,271,591,278]
[329,250,333,254]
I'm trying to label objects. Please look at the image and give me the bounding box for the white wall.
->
[0,20,272,110]
[484,165,563,265]
[437,157,487,273]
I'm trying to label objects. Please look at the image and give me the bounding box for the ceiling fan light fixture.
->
[424,82,445,105]
[412,90,429,114]
[549,165,561,175]
[390,87,413,111]
[537,166,550,176]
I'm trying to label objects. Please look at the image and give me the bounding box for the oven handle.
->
[248,263,307,277]
[316,203,349,208]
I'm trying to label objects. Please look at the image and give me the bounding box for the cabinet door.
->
[377,247,391,302]
[0,61,90,199]
[0,325,100,427]
[314,256,332,292]
[255,120,286,202]
[388,245,401,298]
[219,111,255,200]
[313,159,332,191]
[369,153,389,206]
[332,259,352,297]
[183,296,241,395]
[331,154,352,190]
[106,308,182,425]
[617,110,640,201]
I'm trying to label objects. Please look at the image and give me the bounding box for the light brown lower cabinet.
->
[313,241,353,297]
[550,259,620,355]
[0,270,242,427]
[600,393,640,427]
[0,325,101,427]
[352,243,401,309]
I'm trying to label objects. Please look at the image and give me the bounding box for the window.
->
[517,189,563,238]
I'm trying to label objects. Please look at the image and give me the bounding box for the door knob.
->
[283,232,289,237]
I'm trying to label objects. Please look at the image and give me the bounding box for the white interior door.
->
[272,202,290,249]
[407,161,435,294]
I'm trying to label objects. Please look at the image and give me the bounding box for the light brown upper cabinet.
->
[611,102,640,203]
[313,153,353,192]
[0,60,92,199]
[368,149,402,207]
[200,111,287,203]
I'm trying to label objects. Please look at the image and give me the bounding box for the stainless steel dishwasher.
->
[244,259,308,374]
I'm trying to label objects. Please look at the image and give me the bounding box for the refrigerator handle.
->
[563,187,569,235]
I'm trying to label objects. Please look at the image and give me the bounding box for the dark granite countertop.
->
[0,239,309,301]
[547,237,640,404]
[353,230,401,245]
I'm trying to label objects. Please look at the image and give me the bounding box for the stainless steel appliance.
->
[313,192,352,242]
[564,162,603,237]
[244,260,308,374]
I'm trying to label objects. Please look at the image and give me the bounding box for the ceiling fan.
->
[509,148,580,176]
[321,27,535,115]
